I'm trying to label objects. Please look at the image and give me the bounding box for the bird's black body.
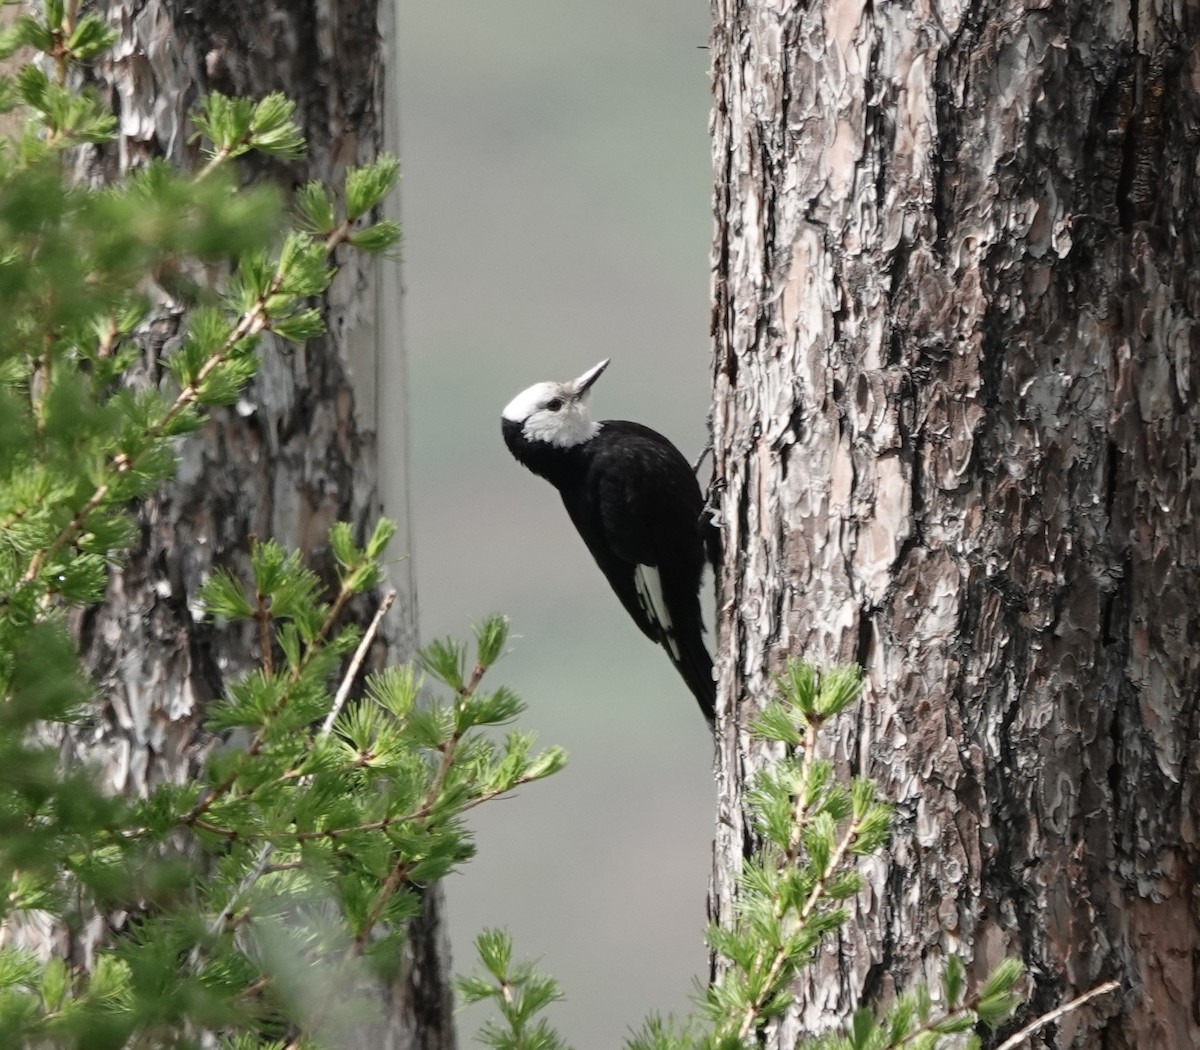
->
[501,363,716,725]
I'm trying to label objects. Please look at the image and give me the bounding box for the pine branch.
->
[15,213,359,594]
[736,812,863,1041]
[289,778,539,844]
[351,659,488,955]
[255,587,274,677]
[994,980,1119,1050]
[322,589,395,734]
[202,588,397,940]
[180,572,361,828]
[17,279,276,588]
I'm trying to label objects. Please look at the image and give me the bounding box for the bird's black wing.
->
[569,422,716,722]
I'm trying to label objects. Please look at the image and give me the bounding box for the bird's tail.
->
[667,625,716,727]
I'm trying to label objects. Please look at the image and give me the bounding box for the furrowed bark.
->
[710,0,1199,1046]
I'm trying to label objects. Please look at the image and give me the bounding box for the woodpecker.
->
[501,359,716,725]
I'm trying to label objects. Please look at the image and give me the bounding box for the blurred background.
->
[396,3,714,1047]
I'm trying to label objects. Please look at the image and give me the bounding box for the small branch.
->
[255,590,274,677]
[238,974,273,1001]
[12,189,355,595]
[787,718,819,858]
[181,570,364,828]
[459,662,487,698]
[352,856,414,956]
[158,285,274,431]
[18,284,276,590]
[20,483,110,583]
[736,813,862,1041]
[798,818,858,923]
[322,589,394,735]
[290,779,528,843]
[324,220,354,254]
[994,980,1119,1050]
[353,649,489,954]
[201,589,396,937]
[34,330,54,431]
[192,819,239,840]
[181,740,259,827]
[291,816,407,842]
[353,737,459,951]
[208,844,276,935]
[96,315,119,360]
[730,711,860,1043]
[0,505,28,534]
[194,147,234,182]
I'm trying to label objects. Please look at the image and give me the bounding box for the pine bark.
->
[709,0,1199,1047]
[16,2,446,1047]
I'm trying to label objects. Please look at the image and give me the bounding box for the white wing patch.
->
[633,564,679,659]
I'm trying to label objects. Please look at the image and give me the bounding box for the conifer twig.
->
[322,589,395,735]
[17,217,355,591]
[734,715,827,1041]
[19,286,273,588]
[181,575,360,827]
[994,980,1119,1050]
[206,588,396,936]
[352,658,487,954]
[736,813,863,1041]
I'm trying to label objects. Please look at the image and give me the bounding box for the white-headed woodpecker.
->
[501,359,716,725]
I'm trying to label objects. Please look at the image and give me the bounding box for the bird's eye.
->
[546,398,564,412]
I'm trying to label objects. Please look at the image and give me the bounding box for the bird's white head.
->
[501,359,609,448]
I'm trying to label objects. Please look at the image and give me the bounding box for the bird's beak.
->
[572,359,610,398]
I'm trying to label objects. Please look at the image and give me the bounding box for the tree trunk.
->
[709,0,1199,1047]
[17,2,446,1047]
